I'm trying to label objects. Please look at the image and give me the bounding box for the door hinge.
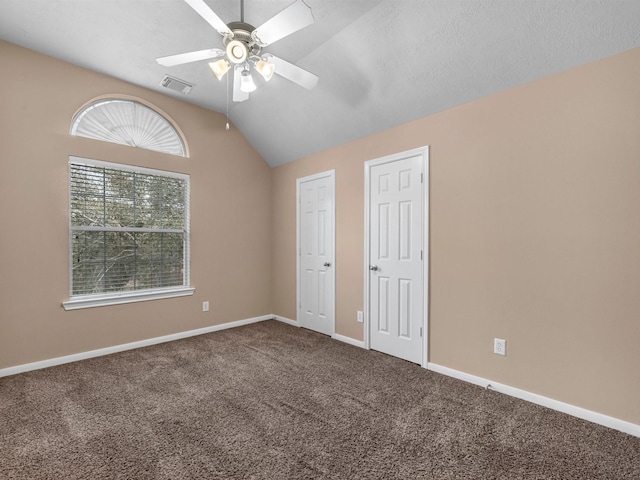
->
[420,250,423,260]
[420,327,423,337]
[421,173,424,183]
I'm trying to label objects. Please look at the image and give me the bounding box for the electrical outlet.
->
[357,311,364,323]
[494,338,506,356]
[202,301,209,312]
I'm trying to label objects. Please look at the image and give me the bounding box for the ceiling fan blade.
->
[156,48,224,66]
[268,55,318,90]
[233,66,249,102]
[252,0,314,46]
[183,0,231,36]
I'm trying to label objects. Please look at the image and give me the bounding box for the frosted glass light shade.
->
[240,70,257,93]
[70,99,186,157]
[209,59,230,80]
[256,59,275,81]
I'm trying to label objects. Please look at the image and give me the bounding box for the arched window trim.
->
[70,94,189,158]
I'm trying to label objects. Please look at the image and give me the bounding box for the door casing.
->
[364,147,429,367]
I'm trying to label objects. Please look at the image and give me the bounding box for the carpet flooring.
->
[1,320,639,479]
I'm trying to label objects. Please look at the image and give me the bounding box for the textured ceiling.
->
[1,1,639,166]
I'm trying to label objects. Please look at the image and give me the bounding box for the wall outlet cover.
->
[494,338,506,356]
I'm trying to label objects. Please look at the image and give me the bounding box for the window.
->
[70,98,187,157]
[63,157,193,310]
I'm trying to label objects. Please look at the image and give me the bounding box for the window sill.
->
[62,287,195,311]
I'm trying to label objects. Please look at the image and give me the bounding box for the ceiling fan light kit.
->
[157,0,318,103]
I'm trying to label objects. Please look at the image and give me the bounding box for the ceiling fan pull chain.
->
[226,68,230,131]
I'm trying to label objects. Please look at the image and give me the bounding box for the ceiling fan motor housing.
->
[224,21,262,63]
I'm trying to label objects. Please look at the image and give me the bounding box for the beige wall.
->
[0,40,272,368]
[271,47,640,425]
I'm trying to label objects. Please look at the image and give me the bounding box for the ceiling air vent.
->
[160,75,194,94]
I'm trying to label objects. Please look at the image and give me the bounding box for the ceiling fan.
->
[157,0,319,102]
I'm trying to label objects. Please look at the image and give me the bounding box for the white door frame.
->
[296,169,336,336]
[364,146,429,367]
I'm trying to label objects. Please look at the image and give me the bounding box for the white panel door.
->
[297,171,335,336]
[367,151,425,364]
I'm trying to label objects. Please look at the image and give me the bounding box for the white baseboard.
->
[273,317,366,349]
[273,315,299,327]
[0,314,272,378]
[427,362,640,438]
[332,333,366,349]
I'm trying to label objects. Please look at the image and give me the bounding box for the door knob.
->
[369,265,378,271]
[324,262,331,267]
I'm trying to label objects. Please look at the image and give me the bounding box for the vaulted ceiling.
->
[1,1,639,166]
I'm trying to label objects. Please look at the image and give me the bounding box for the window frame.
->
[62,156,194,311]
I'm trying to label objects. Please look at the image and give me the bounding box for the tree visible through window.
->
[69,158,189,297]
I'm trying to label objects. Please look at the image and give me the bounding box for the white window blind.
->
[67,158,190,303]
[70,99,187,157]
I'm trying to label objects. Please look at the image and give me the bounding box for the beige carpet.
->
[1,320,639,479]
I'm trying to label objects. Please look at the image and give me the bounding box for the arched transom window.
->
[70,98,187,157]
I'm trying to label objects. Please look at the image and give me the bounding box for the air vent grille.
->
[160,75,194,94]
